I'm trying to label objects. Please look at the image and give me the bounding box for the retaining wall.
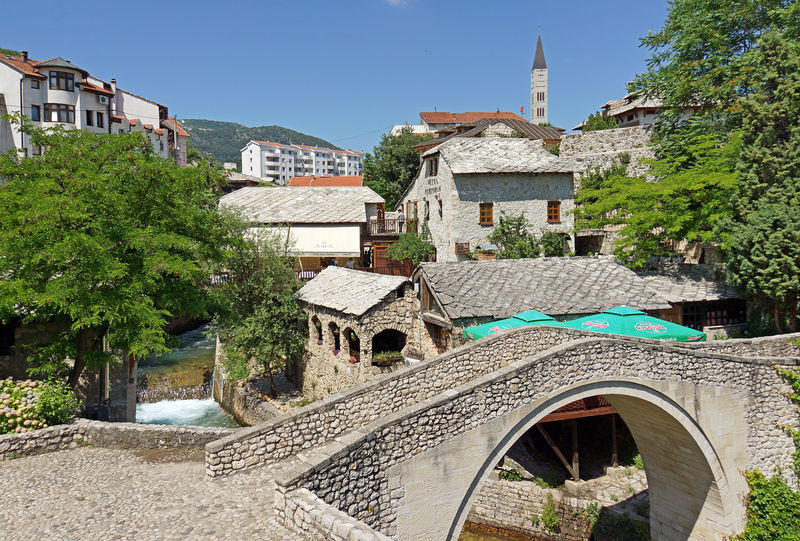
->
[0,418,234,461]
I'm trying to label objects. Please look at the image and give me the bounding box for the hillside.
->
[181,119,339,166]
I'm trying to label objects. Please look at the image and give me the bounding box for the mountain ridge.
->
[181,118,339,166]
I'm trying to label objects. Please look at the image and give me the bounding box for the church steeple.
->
[530,34,548,125]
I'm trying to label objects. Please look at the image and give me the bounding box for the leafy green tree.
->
[0,117,239,388]
[541,231,565,257]
[386,231,434,265]
[363,127,432,209]
[582,111,618,132]
[574,131,740,268]
[210,233,305,397]
[488,214,541,259]
[722,33,800,333]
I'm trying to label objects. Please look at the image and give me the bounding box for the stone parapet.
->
[560,126,655,178]
[275,486,392,541]
[0,418,235,461]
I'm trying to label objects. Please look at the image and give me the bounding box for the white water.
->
[136,398,237,428]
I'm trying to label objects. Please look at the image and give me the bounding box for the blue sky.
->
[1,0,669,153]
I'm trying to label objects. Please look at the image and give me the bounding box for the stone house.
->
[398,137,583,262]
[290,267,434,399]
[411,117,564,154]
[413,256,673,351]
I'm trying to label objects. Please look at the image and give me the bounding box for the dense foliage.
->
[210,234,305,397]
[181,118,338,167]
[581,111,618,132]
[385,231,434,265]
[0,118,241,388]
[363,127,432,209]
[0,378,79,434]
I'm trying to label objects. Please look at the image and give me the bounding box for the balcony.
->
[367,218,407,236]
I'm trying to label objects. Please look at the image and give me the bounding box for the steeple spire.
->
[532,34,547,71]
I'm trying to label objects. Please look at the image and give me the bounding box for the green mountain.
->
[181,119,339,166]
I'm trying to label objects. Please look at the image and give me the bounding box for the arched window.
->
[345,328,360,363]
[311,316,322,343]
[329,322,340,354]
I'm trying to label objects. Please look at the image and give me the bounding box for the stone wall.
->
[275,487,392,541]
[560,126,655,178]
[205,325,588,477]
[682,332,800,358]
[467,478,593,541]
[271,337,798,537]
[0,418,234,461]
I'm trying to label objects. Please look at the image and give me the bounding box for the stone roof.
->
[423,137,582,175]
[218,186,384,224]
[296,267,408,316]
[417,256,672,320]
[412,118,564,150]
[639,263,739,303]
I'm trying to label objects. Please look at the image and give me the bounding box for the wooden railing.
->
[296,264,414,281]
[367,218,405,236]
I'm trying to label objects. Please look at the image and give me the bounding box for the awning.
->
[464,310,556,340]
[560,306,706,342]
[247,224,362,257]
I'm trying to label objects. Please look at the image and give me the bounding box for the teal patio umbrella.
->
[464,310,558,340]
[560,306,706,342]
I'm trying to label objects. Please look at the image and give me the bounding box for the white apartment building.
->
[241,140,363,185]
[0,50,187,163]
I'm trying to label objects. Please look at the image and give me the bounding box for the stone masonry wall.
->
[0,418,234,461]
[560,126,655,178]
[205,325,588,477]
[273,338,798,536]
[467,478,592,541]
[275,487,392,541]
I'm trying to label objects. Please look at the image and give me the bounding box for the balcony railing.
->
[367,218,406,236]
[296,264,414,281]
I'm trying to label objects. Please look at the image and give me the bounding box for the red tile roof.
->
[166,117,189,137]
[144,124,153,130]
[80,81,114,96]
[0,53,46,78]
[129,119,138,126]
[420,111,528,124]
[289,176,363,187]
[154,128,164,135]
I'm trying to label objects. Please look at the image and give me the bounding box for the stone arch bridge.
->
[206,327,800,541]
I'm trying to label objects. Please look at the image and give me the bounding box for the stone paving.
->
[0,447,300,540]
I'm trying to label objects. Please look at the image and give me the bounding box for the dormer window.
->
[49,71,74,91]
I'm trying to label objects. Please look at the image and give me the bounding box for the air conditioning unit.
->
[97,95,108,105]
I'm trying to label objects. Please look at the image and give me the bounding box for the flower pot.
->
[317,340,323,345]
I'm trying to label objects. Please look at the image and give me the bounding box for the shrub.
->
[541,492,560,532]
[373,351,403,366]
[584,501,600,527]
[0,377,79,434]
[541,231,565,257]
[632,453,644,470]
[499,467,523,481]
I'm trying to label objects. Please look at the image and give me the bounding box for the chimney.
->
[21,50,28,63]
[110,78,118,115]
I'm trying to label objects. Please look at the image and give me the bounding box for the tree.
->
[210,233,305,397]
[487,214,541,259]
[582,111,618,132]
[723,32,800,333]
[385,231,434,265]
[0,117,239,388]
[363,127,432,209]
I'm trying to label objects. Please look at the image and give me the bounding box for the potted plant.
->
[373,350,404,367]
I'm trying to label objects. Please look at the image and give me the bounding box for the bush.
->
[541,492,560,532]
[0,378,79,434]
[541,231,565,257]
[632,453,644,470]
[373,351,403,366]
[499,467,523,481]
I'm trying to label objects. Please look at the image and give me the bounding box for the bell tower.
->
[530,35,548,125]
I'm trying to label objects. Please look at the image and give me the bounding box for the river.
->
[135,324,236,428]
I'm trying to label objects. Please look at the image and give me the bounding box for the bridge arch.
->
[448,378,740,541]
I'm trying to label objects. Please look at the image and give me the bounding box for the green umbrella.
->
[464,310,557,340]
[560,306,706,342]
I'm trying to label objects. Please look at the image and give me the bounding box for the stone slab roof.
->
[423,137,582,175]
[412,118,564,150]
[296,267,408,317]
[639,263,739,303]
[218,186,384,224]
[417,256,671,320]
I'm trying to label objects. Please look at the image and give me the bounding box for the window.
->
[44,103,75,123]
[86,110,93,126]
[537,92,545,101]
[425,156,439,177]
[438,199,443,219]
[547,201,561,223]
[96,112,104,128]
[479,202,493,225]
[159,141,164,151]
[537,107,545,117]
[30,105,40,121]
[49,71,74,91]
[420,281,442,315]
[31,80,39,89]
[32,145,41,156]
[426,322,449,354]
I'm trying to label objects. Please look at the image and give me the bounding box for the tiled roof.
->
[154,128,164,135]
[79,81,114,96]
[296,267,408,316]
[421,111,528,124]
[424,137,582,174]
[639,262,740,303]
[218,186,384,224]
[33,57,88,76]
[413,118,563,150]
[0,54,45,78]
[604,96,663,117]
[417,256,672,320]
[289,176,363,187]
[129,119,138,126]
[164,117,189,137]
